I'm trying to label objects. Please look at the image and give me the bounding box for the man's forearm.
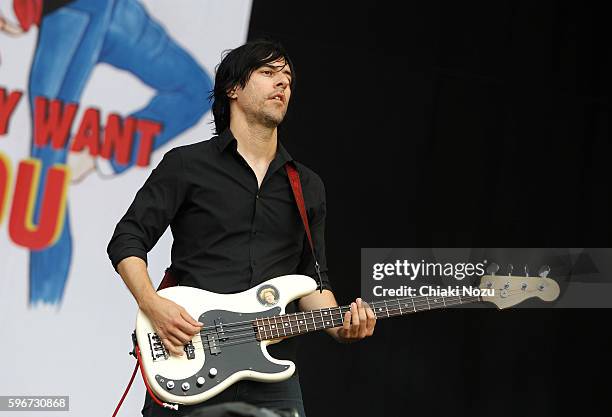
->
[116,256,159,311]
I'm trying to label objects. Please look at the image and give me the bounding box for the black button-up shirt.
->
[107,128,330,295]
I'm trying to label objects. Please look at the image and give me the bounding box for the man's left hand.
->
[336,298,376,343]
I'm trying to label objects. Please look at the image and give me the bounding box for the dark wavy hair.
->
[209,39,295,134]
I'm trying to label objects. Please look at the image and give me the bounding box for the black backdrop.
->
[248,2,610,417]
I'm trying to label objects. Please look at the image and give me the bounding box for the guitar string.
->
[194,294,481,339]
[164,285,540,352]
[193,284,540,338]
[159,296,484,355]
[162,295,488,352]
[204,295,483,343]
[191,282,546,334]
[192,291,486,333]
[152,286,545,355]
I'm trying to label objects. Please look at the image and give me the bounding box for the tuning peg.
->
[506,264,514,276]
[524,264,530,277]
[538,265,551,278]
[486,262,499,276]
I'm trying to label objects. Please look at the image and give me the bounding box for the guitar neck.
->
[255,292,482,341]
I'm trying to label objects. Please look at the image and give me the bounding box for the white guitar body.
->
[135,274,317,405]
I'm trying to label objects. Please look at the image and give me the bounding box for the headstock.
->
[478,263,560,309]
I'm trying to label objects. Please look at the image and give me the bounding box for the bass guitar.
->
[134,268,559,406]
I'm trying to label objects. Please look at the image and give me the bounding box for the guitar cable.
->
[111,343,179,416]
[112,272,180,416]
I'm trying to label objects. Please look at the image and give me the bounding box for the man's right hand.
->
[140,294,203,357]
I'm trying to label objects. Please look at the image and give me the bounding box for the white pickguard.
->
[135,274,318,405]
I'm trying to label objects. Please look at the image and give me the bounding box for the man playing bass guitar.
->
[107,39,376,417]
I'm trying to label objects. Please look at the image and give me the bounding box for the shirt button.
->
[255,194,259,200]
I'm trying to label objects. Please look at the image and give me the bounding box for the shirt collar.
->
[216,128,294,165]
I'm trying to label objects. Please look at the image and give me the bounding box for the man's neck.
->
[229,118,278,164]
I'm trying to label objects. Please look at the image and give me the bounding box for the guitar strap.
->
[285,162,324,293]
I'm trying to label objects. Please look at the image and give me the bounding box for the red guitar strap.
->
[285,162,324,293]
[158,268,178,290]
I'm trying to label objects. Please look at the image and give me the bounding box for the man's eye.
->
[262,70,272,75]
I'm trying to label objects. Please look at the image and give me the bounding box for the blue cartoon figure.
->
[2,0,213,305]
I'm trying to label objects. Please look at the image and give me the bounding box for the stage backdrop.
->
[0,1,252,416]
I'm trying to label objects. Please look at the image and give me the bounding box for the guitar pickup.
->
[183,341,195,359]
[147,333,168,362]
[215,317,227,342]
[207,333,221,355]
[215,318,228,342]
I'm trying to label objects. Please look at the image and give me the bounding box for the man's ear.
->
[227,87,237,99]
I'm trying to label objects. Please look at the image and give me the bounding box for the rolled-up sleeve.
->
[107,149,187,271]
[296,174,332,291]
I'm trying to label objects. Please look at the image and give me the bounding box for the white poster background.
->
[0,1,252,416]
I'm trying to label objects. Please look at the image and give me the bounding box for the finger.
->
[343,310,351,331]
[161,337,184,356]
[168,326,193,345]
[340,309,351,339]
[177,312,203,335]
[365,306,376,336]
[357,299,367,338]
[350,302,360,337]
[181,310,204,328]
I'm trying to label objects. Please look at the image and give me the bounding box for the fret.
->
[271,316,277,338]
[278,316,283,337]
[383,300,390,318]
[411,297,416,312]
[269,317,276,339]
[283,314,291,336]
[263,318,269,340]
[339,306,347,324]
[263,318,268,339]
[332,307,340,327]
[274,316,279,337]
[320,309,329,328]
[301,312,308,333]
[374,304,384,319]
[398,299,403,315]
[279,316,287,337]
[310,311,317,330]
[442,296,446,307]
[287,313,296,336]
[295,313,302,335]
[425,297,431,310]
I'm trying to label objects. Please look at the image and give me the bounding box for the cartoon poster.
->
[0,1,252,415]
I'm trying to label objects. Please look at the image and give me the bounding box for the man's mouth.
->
[269,92,285,103]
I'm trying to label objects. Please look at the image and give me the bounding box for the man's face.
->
[264,292,275,304]
[231,58,292,128]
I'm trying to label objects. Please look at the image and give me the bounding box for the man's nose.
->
[275,74,290,88]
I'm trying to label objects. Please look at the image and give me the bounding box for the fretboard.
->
[254,292,482,341]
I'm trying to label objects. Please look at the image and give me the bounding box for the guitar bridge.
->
[148,333,168,362]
